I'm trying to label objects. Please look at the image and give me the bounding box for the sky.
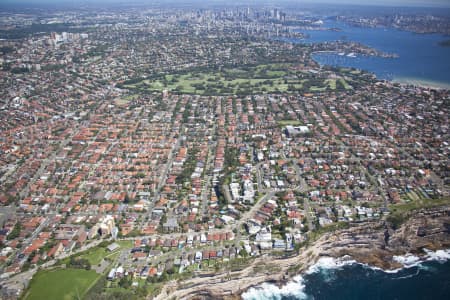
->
[1,0,450,7]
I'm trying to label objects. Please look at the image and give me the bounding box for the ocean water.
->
[288,20,450,88]
[242,249,450,300]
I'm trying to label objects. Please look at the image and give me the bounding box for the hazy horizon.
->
[1,0,450,8]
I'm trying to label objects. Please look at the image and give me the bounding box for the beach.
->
[393,77,450,90]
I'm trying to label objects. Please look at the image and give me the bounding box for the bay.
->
[289,20,450,88]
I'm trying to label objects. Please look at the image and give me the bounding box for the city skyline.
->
[1,0,450,8]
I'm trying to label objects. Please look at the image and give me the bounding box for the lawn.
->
[24,268,100,300]
[337,78,351,89]
[79,240,133,265]
[389,196,450,214]
[386,196,450,229]
[309,85,327,92]
[121,63,354,95]
[325,79,337,89]
[60,241,132,267]
[80,247,109,265]
[115,240,133,248]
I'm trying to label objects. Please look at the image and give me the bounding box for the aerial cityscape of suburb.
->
[0,0,449,299]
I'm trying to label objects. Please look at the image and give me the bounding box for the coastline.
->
[242,249,450,300]
[392,76,450,90]
[152,205,450,300]
[310,54,450,91]
[311,48,398,59]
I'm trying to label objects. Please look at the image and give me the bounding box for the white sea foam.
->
[241,249,450,299]
[305,255,356,275]
[393,253,421,268]
[423,249,450,262]
[389,249,450,271]
[241,256,355,300]
[363,249,450,274]
[241,275,309,300]
[373,266,402,274]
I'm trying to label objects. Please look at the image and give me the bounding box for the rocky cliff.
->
[153,206,450,300]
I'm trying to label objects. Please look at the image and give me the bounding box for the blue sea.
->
[286,20,450,88]
[242,250,450,300]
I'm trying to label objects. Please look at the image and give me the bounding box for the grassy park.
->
[23,268,100,300]
[120,63,353,95]
[23,241,133,300]
[71,240,132,266]
[79,246,110,265]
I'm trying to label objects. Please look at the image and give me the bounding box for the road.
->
[237,190,276,227]
[19,124,81,199]
[21,215,52,251]
[290,160,308,193]
[118,227,233,242]
[0,163,18,184]
[291,160,313,229]
[221,183,232,207]
[254,161,265,193]
[0,238,108,293]
[201,126,216,217]
[141,127,183,227]
[255,155,311,229]
[234,190,276,245]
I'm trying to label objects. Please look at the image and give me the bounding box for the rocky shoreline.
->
[152,205,450,300]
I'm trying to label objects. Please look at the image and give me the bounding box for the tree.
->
[301,224,309,233]
[7,223,21,240]
[159,214,167,226]
[68,257,91,270]
[124,194,131,203]
[136,286,148,298]
[22,261,31,271]
[239,248,248,257]
[119,276,131,289]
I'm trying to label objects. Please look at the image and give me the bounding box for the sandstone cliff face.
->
[321,207,450,270]
[153,206,450,300]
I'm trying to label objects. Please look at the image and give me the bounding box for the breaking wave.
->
[241,275,309,300]
[423,249,450,262]
[241,249,450,300]
[305,255,356,275]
